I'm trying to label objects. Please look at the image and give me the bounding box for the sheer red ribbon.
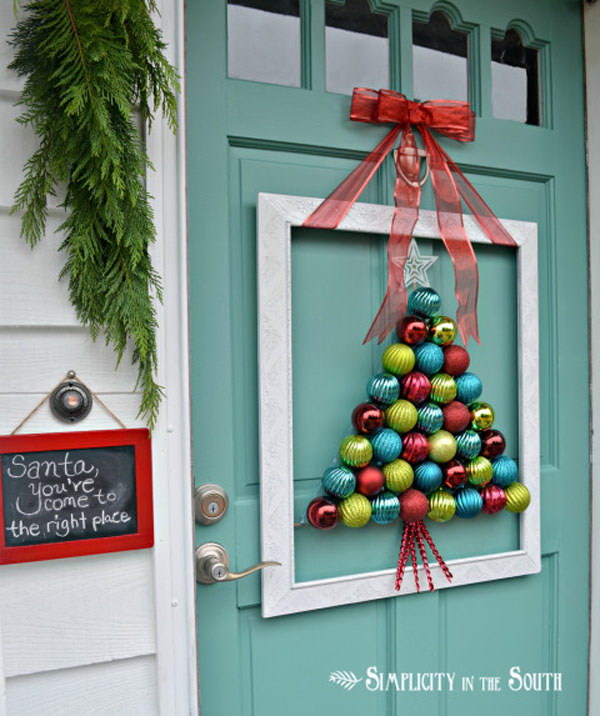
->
[302,88,517,345]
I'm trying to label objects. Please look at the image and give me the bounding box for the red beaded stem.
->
[416,522,435,592]
[409,526,420,593]
[395,522,412,590]
[421,522,453,582]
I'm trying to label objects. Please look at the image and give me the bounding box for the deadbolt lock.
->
[195,484,229,525]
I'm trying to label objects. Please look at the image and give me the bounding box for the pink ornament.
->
[481,485,507,514]
[401,431,429,464]
[400,371,431,404]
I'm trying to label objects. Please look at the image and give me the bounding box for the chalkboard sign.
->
[0,429,153,564]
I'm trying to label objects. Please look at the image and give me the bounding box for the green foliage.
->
[9,0,179,428]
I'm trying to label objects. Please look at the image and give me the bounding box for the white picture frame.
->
[257,192,540,619]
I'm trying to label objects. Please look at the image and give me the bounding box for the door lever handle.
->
[195,542,281,584]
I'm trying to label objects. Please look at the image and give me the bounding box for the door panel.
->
[188,1,588,714]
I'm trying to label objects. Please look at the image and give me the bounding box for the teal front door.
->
[187,1,588,714]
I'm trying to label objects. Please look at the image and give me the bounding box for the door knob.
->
[195,542,281,584]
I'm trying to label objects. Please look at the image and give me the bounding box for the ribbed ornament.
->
[338,493,372,527]
[385,399,418,433]
[427,430,457,463]
[381,343,416,376]
[455,372,482,404]
[466,455,493,486]
[469,401,495,431]
[492,455,518,487]
[400,371,431,404]
[322,466,355,498]
[413,461,443,494]
[481,484,507,514]
[427,488,456,522]
[408,287,441,317]
[455,488,483,518]
[429,373,457,404]
[383,459,414,493]
[417,402,444,434]
[429,315,457,346]
[371,491,401,524]
[366,372,400,406]
[504,482,531,513]
[339,435,373,467]
[370,428,402,463]
[455,429,482,460]
[414,342,444,375]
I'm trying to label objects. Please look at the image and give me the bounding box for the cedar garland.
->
[8,0,179,428]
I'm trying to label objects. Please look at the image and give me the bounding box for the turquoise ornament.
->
[322,466,355,498]
[370,428,402,463]
[408,287,441,318]
[455,487,483,518]
[366,372,400,406]
[371,490,401,524]
[417,402,444,434]
[414,342,444,375]
[455,430,482,460]
[492,456,519,488]
[455,372,482,404]
[414,461,443,494]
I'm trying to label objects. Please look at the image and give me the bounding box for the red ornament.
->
[479,429,506,459]
[356,466,385,496]
[397,315,428,345]
[352,403,384,434]
[399,488,429,522]
[481,485,507,514]
[400,371,431,404]
[442,345,470,376]
[307,497,339,529]
[442,459,467,489]
[401,431,429,464]
[442,401,471,433]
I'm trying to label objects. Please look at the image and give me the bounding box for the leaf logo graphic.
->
[329,670,363,690]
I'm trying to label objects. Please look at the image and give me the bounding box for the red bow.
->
[303,88,517,345]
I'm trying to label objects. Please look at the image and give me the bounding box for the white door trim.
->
[148,0,198,713]
[585,5,600,715]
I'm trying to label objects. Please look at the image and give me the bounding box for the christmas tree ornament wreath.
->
[8,0,179,428]
[306,287,531,593]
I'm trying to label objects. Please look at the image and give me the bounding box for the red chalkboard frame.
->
[0,428,153,564]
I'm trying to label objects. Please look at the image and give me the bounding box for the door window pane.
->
[325,0,389,95]
[412,11,468,102]
[492,29,540,125]
[227,0,301,87]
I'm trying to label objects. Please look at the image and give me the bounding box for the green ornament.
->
[427,430,457,463]
[427,488,456,522]
[504,482,531,513]
[430,373,457,404]
[381,343,416,376]
[383,459,414,493]
[466,455,493,486]
[339,493,372,527]
[470,401,495,431]
[429,315,458,345]
[385,399,418,433]
[339,435,373,468]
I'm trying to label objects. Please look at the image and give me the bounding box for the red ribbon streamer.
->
[303,88,517,345]
[395,520,453,592]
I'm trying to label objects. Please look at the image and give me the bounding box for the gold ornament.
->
[504,482,531,513]
[381,343,416,376]
[339,493,372,527]
[470,401,495,431]
[383,459,414,493]
[466,455,493,486]
[385,399,418,433]
[429,315,457,346]
[430,373,457,404]
[339,435,373,467]
[427,430,457,463]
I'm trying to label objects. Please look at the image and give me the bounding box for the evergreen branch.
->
[8,0,179,429]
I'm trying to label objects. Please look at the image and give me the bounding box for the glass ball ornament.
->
[479,429,506,459]
[371,491,401,524]
[366,372,400,406]
[481,484,507,514]
[469,401,495,431]
[417,402,444,434]
[492,455,519,488]
[383,458,414,493]
[442,400,471,433]
[381,343,416,376]
[429,315,458,346]
[397,315,428,345]
[466,455,493,486]
[400,371,431,404]
[455,429,482,460]
[408,287,441,318]
[414,342,444,375]
[442,345,470,376]
[401,431,429,464]
[455,372,482,404]
[338,493,372,527]
[504,482,531,513]
[339,435,373,467]
[427,430,457,463]
[322,466,355,498]
[307,497,339,530]
[442,459,467,489]
[385,399,418,433]
[413,460,443,494]
[455,487,483,518]
[430,373,457,404]
[370,428,402,463]
[399,488,429,522]
[351,402,384,434]
[427,488,456,522]
[355,466,385,496]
